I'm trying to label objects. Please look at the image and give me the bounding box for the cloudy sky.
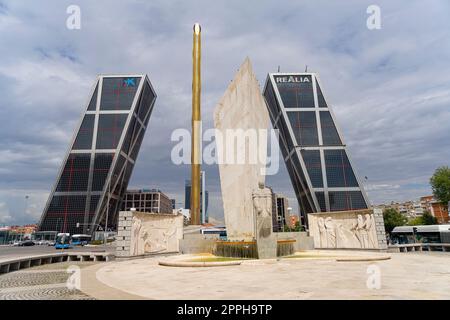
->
[0,0,449,226]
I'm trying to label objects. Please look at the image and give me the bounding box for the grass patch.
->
[284,254,337,259]
[187,256,243,262]
[89,239,114,245]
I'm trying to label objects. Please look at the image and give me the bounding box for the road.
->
[0,244,114,260]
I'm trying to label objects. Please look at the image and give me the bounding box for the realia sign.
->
[275,75,310,83]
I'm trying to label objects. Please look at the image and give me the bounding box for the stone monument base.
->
[179,233,218,254]
[308,208,387,250]
[116,211,184,258]
[276,231,314,251]
[256,234,277,259]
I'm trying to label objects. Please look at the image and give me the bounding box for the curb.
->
[336,255,391,262]
[80,263,147,300]
[158,260,242,267]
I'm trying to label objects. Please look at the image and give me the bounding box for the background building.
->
[288,214,299,228]
[376,200,424,219]
[184,180,191,210]
[0,227,11,244]
[376,196,449,224]
[174,208,191,226]
[9,224,38,235]
[121,189,173,214]
[38,75,156,235]
[265,186,278,232]
[185,179,209,223]
[263,73,369,225]
[421,196,449,224]
[274,194,289,231]
[202,190,209,223]
[0,225,38,243]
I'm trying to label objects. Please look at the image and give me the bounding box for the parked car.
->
[19,240,35,246]
[12,241,21,246]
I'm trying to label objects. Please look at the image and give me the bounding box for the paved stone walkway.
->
[3,251,450,300]
[0,262,96,300]
[88,251,450,300]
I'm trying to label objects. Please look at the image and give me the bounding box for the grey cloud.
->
[0,0,449,224]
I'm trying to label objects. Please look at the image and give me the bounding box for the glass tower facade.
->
[263,73,369,224]
[38,75,156,235]
[184,179,209,223]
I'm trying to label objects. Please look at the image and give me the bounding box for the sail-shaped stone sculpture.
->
[213,58,270,241]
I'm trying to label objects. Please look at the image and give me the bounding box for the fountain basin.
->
[213,239,296,259]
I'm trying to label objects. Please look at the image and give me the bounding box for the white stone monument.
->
[116,211,184,257]
[213,57,270,241]
[308,208,387,250]
[253,182,277,259]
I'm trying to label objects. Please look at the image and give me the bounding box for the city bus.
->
[391,225,450,244]
[201,227,227,240]
[71,234,91,246]
[54,233,71,249]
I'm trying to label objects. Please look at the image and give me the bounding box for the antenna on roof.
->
[277,65,280,72]
[305,65,308,72]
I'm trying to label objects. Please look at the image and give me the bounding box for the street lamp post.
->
[105,182,111,245]
[287,207,292,231]
[25,195,29,216]
[104,174,117,245]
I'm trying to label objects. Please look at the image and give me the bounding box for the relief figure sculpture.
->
[318,217,326,248]
[324,217,336,248]
[364,214,376,248]
[253,182,272,239]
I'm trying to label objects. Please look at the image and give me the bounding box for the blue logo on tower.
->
[123,78,136,87]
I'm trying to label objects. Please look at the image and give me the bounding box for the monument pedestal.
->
[276,231,314,251]
[253,183,277,259]
[256,234,277,259]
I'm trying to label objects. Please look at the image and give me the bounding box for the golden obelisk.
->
[190,23,201,225]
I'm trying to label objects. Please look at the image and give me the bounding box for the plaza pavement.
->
[80,250,450,300]
[0,261,96,300]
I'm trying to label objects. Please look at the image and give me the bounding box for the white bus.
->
[391,225,450,244]
[201,227,227,240]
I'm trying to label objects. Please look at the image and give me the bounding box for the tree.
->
[408,217,422,226]
[430,166,450,204]
[294,221,304,232]
[383,208,407,234]
[421,210,438,225]
[408,210,437,226]
[282,221,304,232]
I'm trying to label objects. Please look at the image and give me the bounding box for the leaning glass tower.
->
[38,74,156,235]
[263,73,369,224]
